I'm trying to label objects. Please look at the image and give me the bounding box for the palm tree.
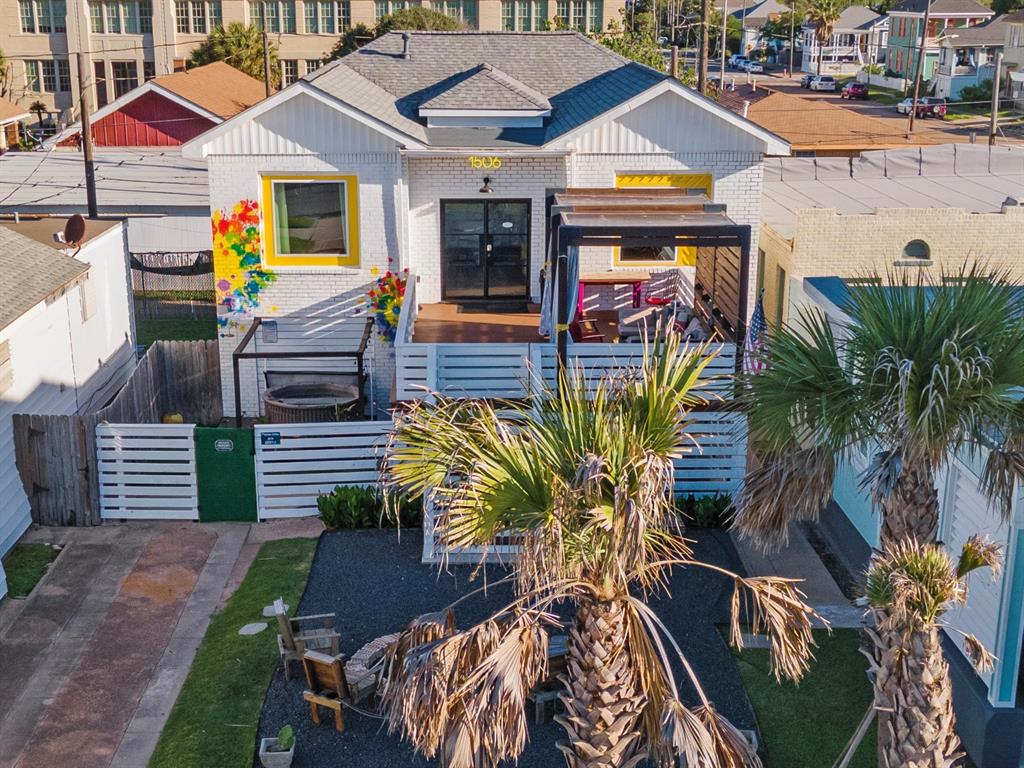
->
[29,100,47,129]
[190,22,280,86]
[734,266,1024,767]
[807,0,843,75]
[382,331,822,768]
[865,536,1001,767]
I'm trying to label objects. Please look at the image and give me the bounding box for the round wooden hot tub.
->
[262,383,360,423]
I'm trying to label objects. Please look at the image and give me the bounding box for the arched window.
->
[902,240,930,260]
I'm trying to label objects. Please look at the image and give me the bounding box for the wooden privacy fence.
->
[97,424,199,520]
[254,421,392,520]
[13,340,220,526]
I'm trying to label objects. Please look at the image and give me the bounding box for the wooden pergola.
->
[547,188,752,371]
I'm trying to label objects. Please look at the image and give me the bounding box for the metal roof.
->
[0,150,208,214]
[0,225,90,330]
[304,31,666,147]
[762,145,1024,238]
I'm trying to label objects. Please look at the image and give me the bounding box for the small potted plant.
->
[259,724,295,768]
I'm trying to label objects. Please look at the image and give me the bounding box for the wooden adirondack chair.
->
[301,650,378,733]
[274,598,340,680]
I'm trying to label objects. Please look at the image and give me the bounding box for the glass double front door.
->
[441,200,530,301]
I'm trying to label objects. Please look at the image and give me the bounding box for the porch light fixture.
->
[479,176,493,194]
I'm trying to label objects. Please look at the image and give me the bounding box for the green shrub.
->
[316,485,422,529]
[675,493,734,528]
[957,78,992,104]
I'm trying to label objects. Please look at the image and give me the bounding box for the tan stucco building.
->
[3,0,623,114]
[757,145,1024,327]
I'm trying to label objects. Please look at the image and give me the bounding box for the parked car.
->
[745,61,764,73]
[840,81,869,100]
[800,73,815,88]
[808,75,837,92]
[896,96,947,117]
[728,54,748,69]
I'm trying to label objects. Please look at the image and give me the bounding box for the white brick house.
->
[184,31,788,418]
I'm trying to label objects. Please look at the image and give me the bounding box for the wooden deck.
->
[411,304,621,344]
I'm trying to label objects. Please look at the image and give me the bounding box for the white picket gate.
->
[96,423,199,520]
[253,421,392,519]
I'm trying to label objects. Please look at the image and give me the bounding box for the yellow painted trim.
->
[612,173,713,268]
[261,174,360,268]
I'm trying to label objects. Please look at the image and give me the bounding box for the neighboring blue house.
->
[796,275,1024,768]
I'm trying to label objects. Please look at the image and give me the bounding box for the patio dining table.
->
[577,270,651,316]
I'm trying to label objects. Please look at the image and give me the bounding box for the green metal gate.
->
[195,427,257,522]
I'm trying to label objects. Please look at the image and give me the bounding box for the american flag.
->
[744,290,768,374]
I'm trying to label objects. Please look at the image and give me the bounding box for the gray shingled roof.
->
[939,15,1009,46]
[420,63,551,111]
[0,225,89,330]
[890,0,992,15]
[304,31,666,147]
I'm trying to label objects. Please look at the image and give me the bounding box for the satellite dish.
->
[64,214,86,256]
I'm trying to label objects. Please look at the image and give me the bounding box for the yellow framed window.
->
[261,174,360,268]
[613,173,713,267]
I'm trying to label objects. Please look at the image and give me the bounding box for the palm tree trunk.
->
[556,598,646,768]
[879,459,941,550]
[868,617,960,768]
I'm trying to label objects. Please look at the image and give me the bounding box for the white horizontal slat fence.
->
[254,421,392,519]
[96,423,198,520]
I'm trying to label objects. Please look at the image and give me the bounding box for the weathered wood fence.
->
[12,340,220,526]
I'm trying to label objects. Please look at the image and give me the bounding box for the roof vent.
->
[402,32,411,60]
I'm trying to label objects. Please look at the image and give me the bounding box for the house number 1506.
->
[469,156,502,170]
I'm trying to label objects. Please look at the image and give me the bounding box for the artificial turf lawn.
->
[148,537,318,768]
[2,543,58,598]
[735,628,876,768]
[136,318,217,349]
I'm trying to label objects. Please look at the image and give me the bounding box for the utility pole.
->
[670,45,679,79]
[907,0,933,134]
[698,0,710,94]
[260,1,272,97]
[76,53,98,219]
[989,50,1003,146]
[788,2,796,78]
[720,0,729,87]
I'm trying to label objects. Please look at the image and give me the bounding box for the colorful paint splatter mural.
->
[212,200,276,334]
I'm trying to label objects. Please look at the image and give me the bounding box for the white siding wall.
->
[940,458,1017,701]
[0,224,136,582]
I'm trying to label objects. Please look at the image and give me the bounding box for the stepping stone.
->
[239,622,268,636]
[262,603,286,617]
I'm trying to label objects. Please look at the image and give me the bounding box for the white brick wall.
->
[407,155,568,303]
[210,153,401,417]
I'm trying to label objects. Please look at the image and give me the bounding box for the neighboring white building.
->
[183,30,789,420]
[801,5,888,75]
[791,275,1024,768]
[0,217,136,598]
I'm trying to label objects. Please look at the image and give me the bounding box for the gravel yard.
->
[255,528,754,767]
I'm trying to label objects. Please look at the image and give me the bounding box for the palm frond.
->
[962,632,997,674]
[695,704,762,768]
[734,446,836,551]
[956,534,1003,581]
[729,575,820,683]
